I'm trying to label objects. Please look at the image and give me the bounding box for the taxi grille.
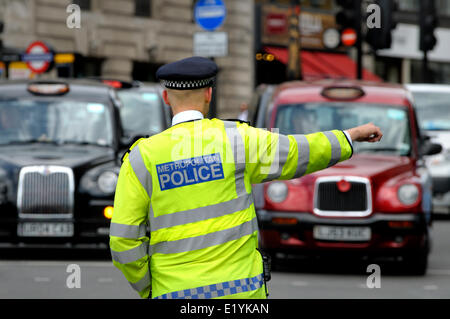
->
[17,166,74,218]
[314,177,371,217]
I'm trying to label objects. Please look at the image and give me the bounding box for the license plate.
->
[18,222,74,237]
[313,226,371,241]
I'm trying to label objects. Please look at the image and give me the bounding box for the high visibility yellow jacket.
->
[109,119,353,299]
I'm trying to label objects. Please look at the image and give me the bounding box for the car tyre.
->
[403,234,430,276]
[404,250,428,276]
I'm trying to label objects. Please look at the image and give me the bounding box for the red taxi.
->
[252,81,442,275]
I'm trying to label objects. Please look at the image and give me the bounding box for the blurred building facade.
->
[376,0,450,84]
[254,0,450,85]
[2,0,450,118]
[253,0,382,85]
[0,0,254,118]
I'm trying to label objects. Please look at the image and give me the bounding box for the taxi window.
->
[0,99,113,146]
[117,90,165,136]
[411,91,450,131]
[275,103,411,156]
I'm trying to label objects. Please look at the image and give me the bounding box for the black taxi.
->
[0,80,140,247]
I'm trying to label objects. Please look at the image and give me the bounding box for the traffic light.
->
[366,0,398,51]
[335,0,358,30]
[0,21,3,51]
[419,0,438,52]
[335,0,363,79]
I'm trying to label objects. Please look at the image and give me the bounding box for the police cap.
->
[156,56,218,90]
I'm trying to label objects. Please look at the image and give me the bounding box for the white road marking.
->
[358,284,368,289]
[423,285,439,290]
[0,261,113,267]
[34,277,51,282]
[290,281,309,287]
[428,269,450,276]
[97,278,113,283]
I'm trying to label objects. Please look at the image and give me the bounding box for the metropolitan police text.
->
[157,153,224,191]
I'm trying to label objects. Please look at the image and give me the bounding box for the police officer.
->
[109,56,382,299]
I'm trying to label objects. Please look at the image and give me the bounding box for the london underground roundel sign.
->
[22,41,53,74]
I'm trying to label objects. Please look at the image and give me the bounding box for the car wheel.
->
[404,250,428,276]
[403,234,430,276]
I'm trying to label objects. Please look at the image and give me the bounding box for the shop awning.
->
[263,46,381,82]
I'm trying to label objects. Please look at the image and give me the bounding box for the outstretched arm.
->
[242,122,383,184]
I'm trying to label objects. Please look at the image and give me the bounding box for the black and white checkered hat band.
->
[160,77,215,90]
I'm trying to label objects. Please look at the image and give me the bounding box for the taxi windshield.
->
[411,91,450,131]
[117,90,164,136]
[274,103,411,156]
[0,98,113,146]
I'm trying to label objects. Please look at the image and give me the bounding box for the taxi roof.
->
[0,78,111,89]
[272,80,413,108]
[0,78,114,100]
[405,83,450,93]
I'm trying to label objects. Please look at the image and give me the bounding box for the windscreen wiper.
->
[357,147,403,153]
[1,139,59,145]
[59,140,109,147]
[425,128,450,131]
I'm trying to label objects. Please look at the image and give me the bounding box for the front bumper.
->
[433,191,450,212]
[0,201,113,247]
[432,176,450,195]
[257,210,428,256]
[428,160,450,209]
[0,218,111,246]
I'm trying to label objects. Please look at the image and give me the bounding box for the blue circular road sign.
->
[194,0,227,31]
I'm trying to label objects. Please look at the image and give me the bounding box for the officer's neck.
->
[172,110,205,126]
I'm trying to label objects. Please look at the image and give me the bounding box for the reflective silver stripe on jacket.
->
[128,144,153,236]
[293,134,310,178]
[149,217,258,256]
[323,131,342,167]
[129,269,151,292]
[224,121,246,197]
[150,192,253,231]
[110,222,147,239]
[128,145,152,198]
[110,241,149,264]
[261,134,290,182]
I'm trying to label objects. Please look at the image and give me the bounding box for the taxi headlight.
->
[398,184,419,205]
[80,164,120,196]
[267,182,288,203]
[98,171,118,194]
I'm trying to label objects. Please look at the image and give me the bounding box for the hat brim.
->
[160,77,215,90]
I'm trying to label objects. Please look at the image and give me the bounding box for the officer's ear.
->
[205,87,212,104]
[162,90,171,106]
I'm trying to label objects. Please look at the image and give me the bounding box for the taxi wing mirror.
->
[120,133,150,150]
[421,141,442,156]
